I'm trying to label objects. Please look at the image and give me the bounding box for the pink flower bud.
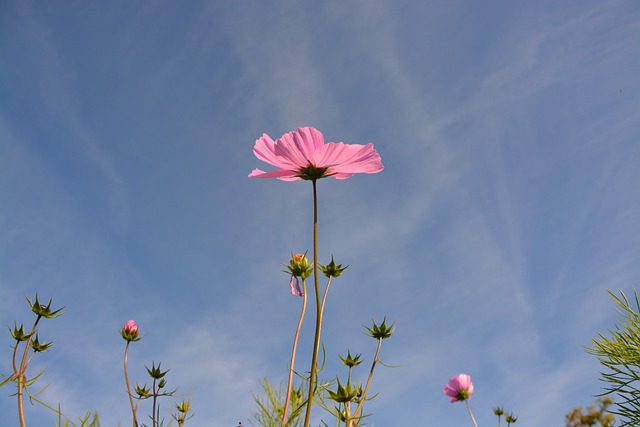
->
[121,319,140,341]
[124,320,138,334]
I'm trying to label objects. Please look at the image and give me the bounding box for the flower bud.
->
[11,322,34,342]
[27,294,64,319]
[175,399,192,414]
[135,384,151,398]
[365,316,395,340]
[287,253,312,279]
[30,334,53,352]
[121,320,141,342]
[339,350,363,367]
[146,361,169,379]
[327,378,362,404]
[320,256,348,278]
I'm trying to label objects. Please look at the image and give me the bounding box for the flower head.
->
[121,319,141,342]
[320,256,348,278]
[249,126,383,181]
[27,294,64,319]
[285,253,312,297]
[444,374,474,402]
[365,316,395,340]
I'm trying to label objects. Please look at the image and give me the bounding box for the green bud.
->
[26,294,64,319]
[146,361,169,380]
[175,398,192,414]
[320,256,348,278]
[30,334,53,352]
[10,322,34,342]
[339,350,363,367]
[286,253,313,279]
[135,384,151,398]
[365,316,395,340]
[327,378,362,404]
[505,413,518,424]
[494,406,505,416]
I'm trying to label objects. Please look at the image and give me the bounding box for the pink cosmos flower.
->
[444,374,475,402]
[248,126,383,181]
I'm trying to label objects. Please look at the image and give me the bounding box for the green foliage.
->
[587,290,640,426]
[251,378,307,427]
[58,410,101,427]
[565,397,615,427]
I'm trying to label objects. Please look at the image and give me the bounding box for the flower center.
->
[297,163,331,181]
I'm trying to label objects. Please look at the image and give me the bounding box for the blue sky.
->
[1,1,639,426]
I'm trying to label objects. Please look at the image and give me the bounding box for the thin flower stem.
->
[124,341,139,427]
[303,179,321,427]
[17,316,41,427]
[349,338,383,427]
[344,364,353,427]
[152,378,158,427]
[11,340,20,376]
[466,400,479,427]
[320,277,333,321]
[282,279,308,427]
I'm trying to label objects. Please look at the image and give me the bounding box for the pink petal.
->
[248,168,301,180]
[253,134,299,170]
[312,142,383,176]
[289,276,304,296]
[275,127,325,168]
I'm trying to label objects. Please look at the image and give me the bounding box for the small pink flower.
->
[444,374,474,402]
[249,126,383,181]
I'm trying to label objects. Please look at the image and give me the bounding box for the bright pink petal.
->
[253,134,299,170]
[311,142,383,177]
[275,127,325,168]
[248,168,301,181]
[457,374,473,393]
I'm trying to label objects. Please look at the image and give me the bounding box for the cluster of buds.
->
[326,318,394,426]
[121,320,190,426]
[2,294,63,427]
[494,407,518,426]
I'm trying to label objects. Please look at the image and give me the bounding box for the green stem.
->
[282,279,308,427]
[124,341,138,427]
[17,316,41,427]
[152,378,158,427]
[349,338,383,427]
[466,400,479,427]
[303,179,321,427]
